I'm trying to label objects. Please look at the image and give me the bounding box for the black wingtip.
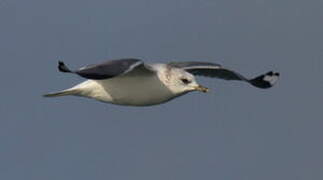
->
[58,61,72,73]
[249,71,280,89]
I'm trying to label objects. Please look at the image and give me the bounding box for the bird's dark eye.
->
[181,78,191,84]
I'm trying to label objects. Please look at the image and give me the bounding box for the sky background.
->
[0,0,322,179]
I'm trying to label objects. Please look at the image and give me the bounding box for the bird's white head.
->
[158,65,209,95]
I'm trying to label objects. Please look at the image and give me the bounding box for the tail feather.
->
[43,89,79,97]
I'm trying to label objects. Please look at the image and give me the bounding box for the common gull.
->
[44,58,279,106]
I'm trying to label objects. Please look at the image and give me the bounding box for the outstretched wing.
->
[169,61,280,89]
[58,58,155,80]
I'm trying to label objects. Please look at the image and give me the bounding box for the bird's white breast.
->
[79,73,176,106]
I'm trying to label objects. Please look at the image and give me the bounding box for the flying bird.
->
[44,58,279,106]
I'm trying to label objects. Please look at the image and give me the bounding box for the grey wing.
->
[169,61,280,89]
[58,58,155,80]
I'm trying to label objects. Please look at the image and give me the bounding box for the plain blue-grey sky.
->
[1,0,322,179]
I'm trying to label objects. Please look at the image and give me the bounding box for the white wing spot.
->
[264,74,279,86]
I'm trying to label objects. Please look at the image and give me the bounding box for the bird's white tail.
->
[43,88,80,97]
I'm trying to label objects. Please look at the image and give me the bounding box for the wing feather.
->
[58,58,155,80]
[169,61,279,89]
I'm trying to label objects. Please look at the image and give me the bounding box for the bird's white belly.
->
[92,75,176,106]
